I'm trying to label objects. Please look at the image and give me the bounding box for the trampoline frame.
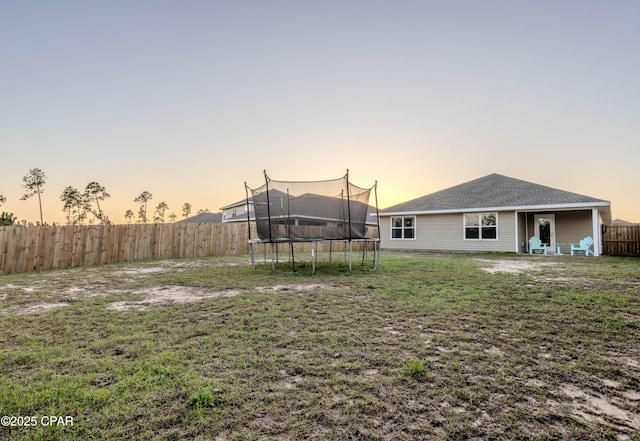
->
[249,237,380,273]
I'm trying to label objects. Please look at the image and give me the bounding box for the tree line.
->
[1,168,210,226]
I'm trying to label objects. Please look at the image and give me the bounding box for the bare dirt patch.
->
[254,283,337,293]
[602,379,622,388]
[476,258,558,274]
[106,283,341,312]
[526,379,545,388]
[560,383,640,433]
[18,302,72,314]
[113,266,167,276]
[106,286,244,311]
[485,346,503,356]
[64,286,120,299]
[275,369,305,391]
[622,390,640,401]
[3,280,342,314]
[0,257,260,315]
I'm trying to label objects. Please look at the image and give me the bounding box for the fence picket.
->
[602,224,640,256]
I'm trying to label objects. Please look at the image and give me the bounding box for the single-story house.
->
[379,173,611,255]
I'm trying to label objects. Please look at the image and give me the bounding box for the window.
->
[391,216,415,239]
[464,213,497,240]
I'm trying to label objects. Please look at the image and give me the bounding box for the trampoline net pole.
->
[264,170,272,243]
[374,181,381,267]
[346,169,352,241]
[288,188,296,272]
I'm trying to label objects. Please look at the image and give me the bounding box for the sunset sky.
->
[2,1,639,225]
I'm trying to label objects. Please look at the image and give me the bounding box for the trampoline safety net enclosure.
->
[245,170,380,272]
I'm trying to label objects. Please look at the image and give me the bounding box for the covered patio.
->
[518,207,611,256]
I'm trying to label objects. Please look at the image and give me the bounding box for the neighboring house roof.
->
[612,218,636,225]
[381,173,610,215]
[177,213,223,223]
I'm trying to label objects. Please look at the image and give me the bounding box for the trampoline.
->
[245,170,380,272]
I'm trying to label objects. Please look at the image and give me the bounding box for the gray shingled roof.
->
[382,174,609,213]
[177,212,223,223]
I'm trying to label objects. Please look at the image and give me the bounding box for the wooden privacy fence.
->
[0,223,379,274]
[602,224,640,257]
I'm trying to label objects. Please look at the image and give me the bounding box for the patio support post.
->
[514,211,519,253]
[592,208,601,256]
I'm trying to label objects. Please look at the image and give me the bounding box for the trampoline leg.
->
[312,241,316,274]
[270,243,275,270]
[362,240,367,267]
[250,242,255,269]
[373,241,379,270]
[349,241,353,271]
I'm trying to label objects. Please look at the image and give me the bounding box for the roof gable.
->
[382,174,609,213]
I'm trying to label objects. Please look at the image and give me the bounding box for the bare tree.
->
[182,202,192,219]
[20,168,46,224]
[153,201,169,223]
[0,194,6,207]
[134,191,153,224]
[125,209,134,224]
[168,212,177,223]
[85,182,110,224]
[197,208,211,214]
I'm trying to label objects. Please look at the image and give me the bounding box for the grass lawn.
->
[1,251,639,440]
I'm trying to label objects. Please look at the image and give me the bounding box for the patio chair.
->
[571,236,594,256]
[529,236,547,255]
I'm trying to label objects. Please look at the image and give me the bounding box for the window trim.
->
[464,212,498,240]
[390,216,416,240]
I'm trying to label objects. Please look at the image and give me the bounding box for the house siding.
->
[222,203,252,223]
[555,210,594,254]
[381,211,516,252]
